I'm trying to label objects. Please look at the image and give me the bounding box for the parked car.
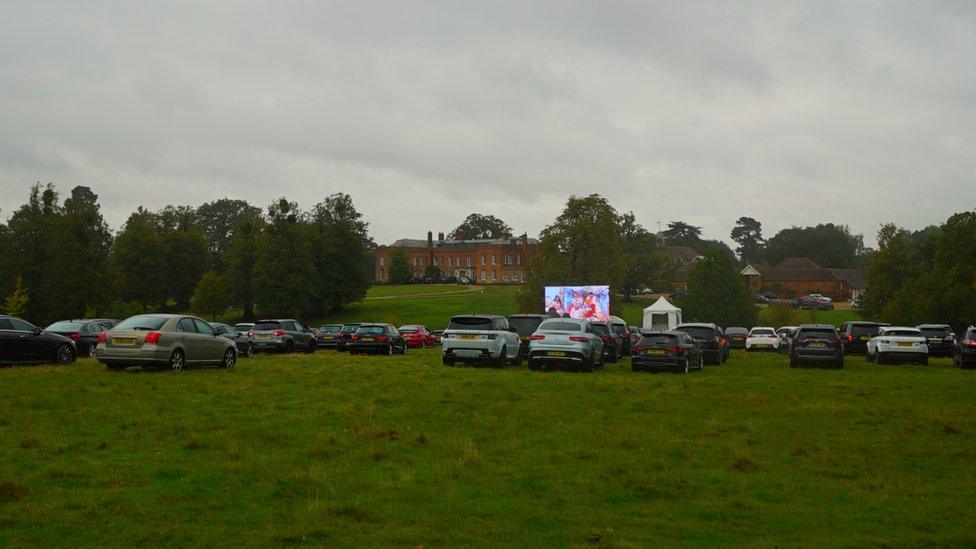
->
[866,326,929,365]
[430,330,444,345]
[675,323,728,364]
[0,315,77,366]
[776,326,798,354]
[793,295,834,310]
[917,324,955,357]
[44,318,117,357]
[316,324,344,348]
[628,326,642,348]
[745,327,779,352]
[839,321,889,355]
[725,327,749,349]
[234,322,254,335]
[212,322,255,357]
[789,324,844,368]
[610,316,633,355]
[335,323,362,352]
[952,326,976,369]
[348,324,407,355]
[251,319,317,354]
[755,294,770,305]
[441,314,520,367]
[398,324,437,348]
[759,291,778,300]
[631,331,703,373]
[94,314,236,372]
[589,320,621,363]
[507,314,548,358]
[526,318,604,371]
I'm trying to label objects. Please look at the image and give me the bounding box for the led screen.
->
[544,285,611,321]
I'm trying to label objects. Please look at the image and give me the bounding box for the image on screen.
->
[543,285,611,321]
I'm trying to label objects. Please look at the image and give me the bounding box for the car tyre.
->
[387,344,393,356]
[920,356,929,366]
[834,357,844,369]
[55,343,75,365]
[609,348,619,364]
[493,347,506,369]
[876,352,885,365]
[789,355,798,368]
[86,342,98,357]
[169,350,185,373]
[307,341,316,354]
[442,355,455,366]
[245,343,254,358]
[528,358,540,371]
[223,348,237,370]
[697,353,704,370]
[582,354,594,373]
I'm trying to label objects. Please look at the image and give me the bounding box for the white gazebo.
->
[642,296,682,332]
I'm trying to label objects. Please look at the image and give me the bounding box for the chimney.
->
[521,232,528,248]
[438,232,445,242]
[427,231,433,248]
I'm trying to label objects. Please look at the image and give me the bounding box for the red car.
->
[398,325,437,348]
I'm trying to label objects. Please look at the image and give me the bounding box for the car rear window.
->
[726,327,748,335]
[234,324,253,332]
[591,324,611,336]
[797,328,837,338]
[638,334,678,345]
[448,317,493,330]
[47,321,86,332]
[883,329,921,337]
[611,323,628,335]
[919,327,951,337]
[357,326,386,335]
[254,321,281,331]
[750,328,775,336]
[319,325,342,333]
[538,321,582,332]
[340,324,360,333]
[398,325,420,333]
[114,316,168,331]
[849,324,881,336]
[676,326,715,339]
[508,317,545,335]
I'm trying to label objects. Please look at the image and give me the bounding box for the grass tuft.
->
[0,481,29,502]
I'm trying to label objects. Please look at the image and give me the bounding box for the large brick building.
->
[740,257,867,302]
[374,232,537,284]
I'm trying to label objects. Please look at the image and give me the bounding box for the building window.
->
[503,274,510,282]
[456,256,461,267]
[481,255,486,265]
[492,255,497,265]
[481,271,486,281]
[517,254,521,265]
[412,257,417,267]
[466,257,472,267]
[491,271,497,281]
[379,257,385,267]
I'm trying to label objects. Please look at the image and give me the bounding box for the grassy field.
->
[2,350,975,545]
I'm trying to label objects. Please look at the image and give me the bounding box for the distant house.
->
[374,231,537,284]
[654,235,704,291]
[740,258,867,302]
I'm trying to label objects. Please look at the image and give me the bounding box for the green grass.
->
[757,307,861,327]
[1,351,974,545]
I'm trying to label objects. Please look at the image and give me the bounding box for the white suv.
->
[441,314,521,368]
[745,326,779,351]
[866,326,929,365]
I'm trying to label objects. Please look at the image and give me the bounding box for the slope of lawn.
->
[1,350,974,546]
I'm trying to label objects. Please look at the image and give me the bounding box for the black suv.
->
[251,319,317,353]
[790,324,843,368]
[725,327,749,349]
[507,314,548,358]
[953,327,976,369]
[675,323,729,364]
[840,321,889,355]
[348,324,406,355]
[631,331,703,373]
[917,324,955,357]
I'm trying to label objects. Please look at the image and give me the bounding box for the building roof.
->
[774,257,822,270]
[662,245,700,263]
[386,236,538,248]
[831,269,868,289]
[763,268,841,283]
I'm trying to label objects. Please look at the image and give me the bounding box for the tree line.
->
[0,183,374,325]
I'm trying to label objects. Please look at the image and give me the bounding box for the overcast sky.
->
[2,1,974,247]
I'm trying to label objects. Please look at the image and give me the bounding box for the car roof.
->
[677,323,716,328]
[797,324,837,329]
[508,314,547,319]
[639,330,685,337]
[257,318,297,322]
[453,314,505,319]
[917,324,951,328]
[881,326,921,331]
[359,323,389,327]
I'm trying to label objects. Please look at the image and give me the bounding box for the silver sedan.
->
[527,318,605,372]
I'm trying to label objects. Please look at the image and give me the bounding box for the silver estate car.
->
[527,318,605,372]
[94,314,238,372]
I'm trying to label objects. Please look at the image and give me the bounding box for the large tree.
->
[926,212,976,334]
[157,205,210,311]
[518,194,625,312]
[763,223,865,268]
[222,207,265,320]
[252,199,318,317]
[196,198,261,271]
[388,246,413,284]
[681,250,758,327]
[619,212,666,302]
[730,216,765,265]
[662,221,702,241]
[114,208,169,310]
[310,193,373,311]
[859,224,923,323]
[448,213,513,240]
[54,186,115,316]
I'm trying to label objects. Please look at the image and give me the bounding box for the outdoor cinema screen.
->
[544,285,611,321]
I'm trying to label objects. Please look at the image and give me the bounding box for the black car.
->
[348,324,406,355]
[839,321,889,355]
[631,331,703,373]
[0,315,77,365]
[251,319,317,353]
[952,327,976,369]
[610,317,633,356]
[335,323,362,352]
[675,323,729,364]
[317,324,344,348]
[507,314,548,358]
[590,320,621,363]
[45,318,117,357]
[213,323,254,357]
[917,324,955,357]
[790,324,844,368]
[725,327,749,349]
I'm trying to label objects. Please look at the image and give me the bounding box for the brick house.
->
[740,258,867,302]
[374,231,537,284]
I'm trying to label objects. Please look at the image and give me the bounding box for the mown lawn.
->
[1,350,974,545]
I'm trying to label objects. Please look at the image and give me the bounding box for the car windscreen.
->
[726,327,748,335]
[46,321,87,332]
[638,334,678,346]
[919,327,951,337]
[849,324,881,336]
[538,321,581,332]
[883,330,921,337]
[750,329,775,336]
[676,326,715,339]
[591,324,610,336]
[356,326,386,335]
[797,328,836,339]
[114,316,168,331]
[253,322,281,331]
[508,317,545,335]
[448,317,493,330]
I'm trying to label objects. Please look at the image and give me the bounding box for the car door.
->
[389,325,404,351]
[587,323,603,358]
[193,318,225,363]
[498,318,518,358]
[0,318,20,362]
[9,318,48,362]
[293,321,309,346]
[176,317,201,363]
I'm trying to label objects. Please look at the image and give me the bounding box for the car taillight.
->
[965,339,976,347]
[720,338,728,345]
[67,332,81,341]
[667,346,683,354]
[274,330,285,337]
[569,336,589,342]
[97,332,107,343]
[632,345,646,353]
[144,331,162,345]
[247,331,253,337]
[530,335,545,340]
[601,335,613,343]
[351,335,360,342]
[746,335,755,339]
[376,335,389,342]
[846,334,853,343]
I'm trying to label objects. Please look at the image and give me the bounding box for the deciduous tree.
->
[448,213,513,240]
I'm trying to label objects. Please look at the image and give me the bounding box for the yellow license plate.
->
[521,337,530,342]
[460,334,478,340]
[323,336,334,340]
[929,338,941,342]
[757,344,771,348]
[361,337,374,342]
[860,336,870,341]
[811,342,827,348]
[112,337,136,346]
[548,351,566,357]
[898,342,911,347]
[256,334,271,340]
[645,349,666,356]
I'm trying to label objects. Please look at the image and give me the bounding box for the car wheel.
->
[528,358,540,371]
[682,358,690,373]
[920,356,929,366]
[55,344,75,365]
[387,344,393,356]
[876,352,885,365]
[698,353,704,370]
[401,343,407,355]
[245,343,254,358]
[582,354,594,373]
[223,348,237,370]
[609,349,619,364]
[307,341,316,354]
[865,348,872,361]
[789,356,798,368]
[87,342,98,357]
[421,340,427,349]
[442,355,455,366]
[835,357,844,369]
[169,350,185,373]
[284,341,294,354]
[493,347,506,369]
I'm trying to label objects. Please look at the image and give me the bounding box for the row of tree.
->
[0,184,374,325]
[859,212,976,333]
[725,217,868,268]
